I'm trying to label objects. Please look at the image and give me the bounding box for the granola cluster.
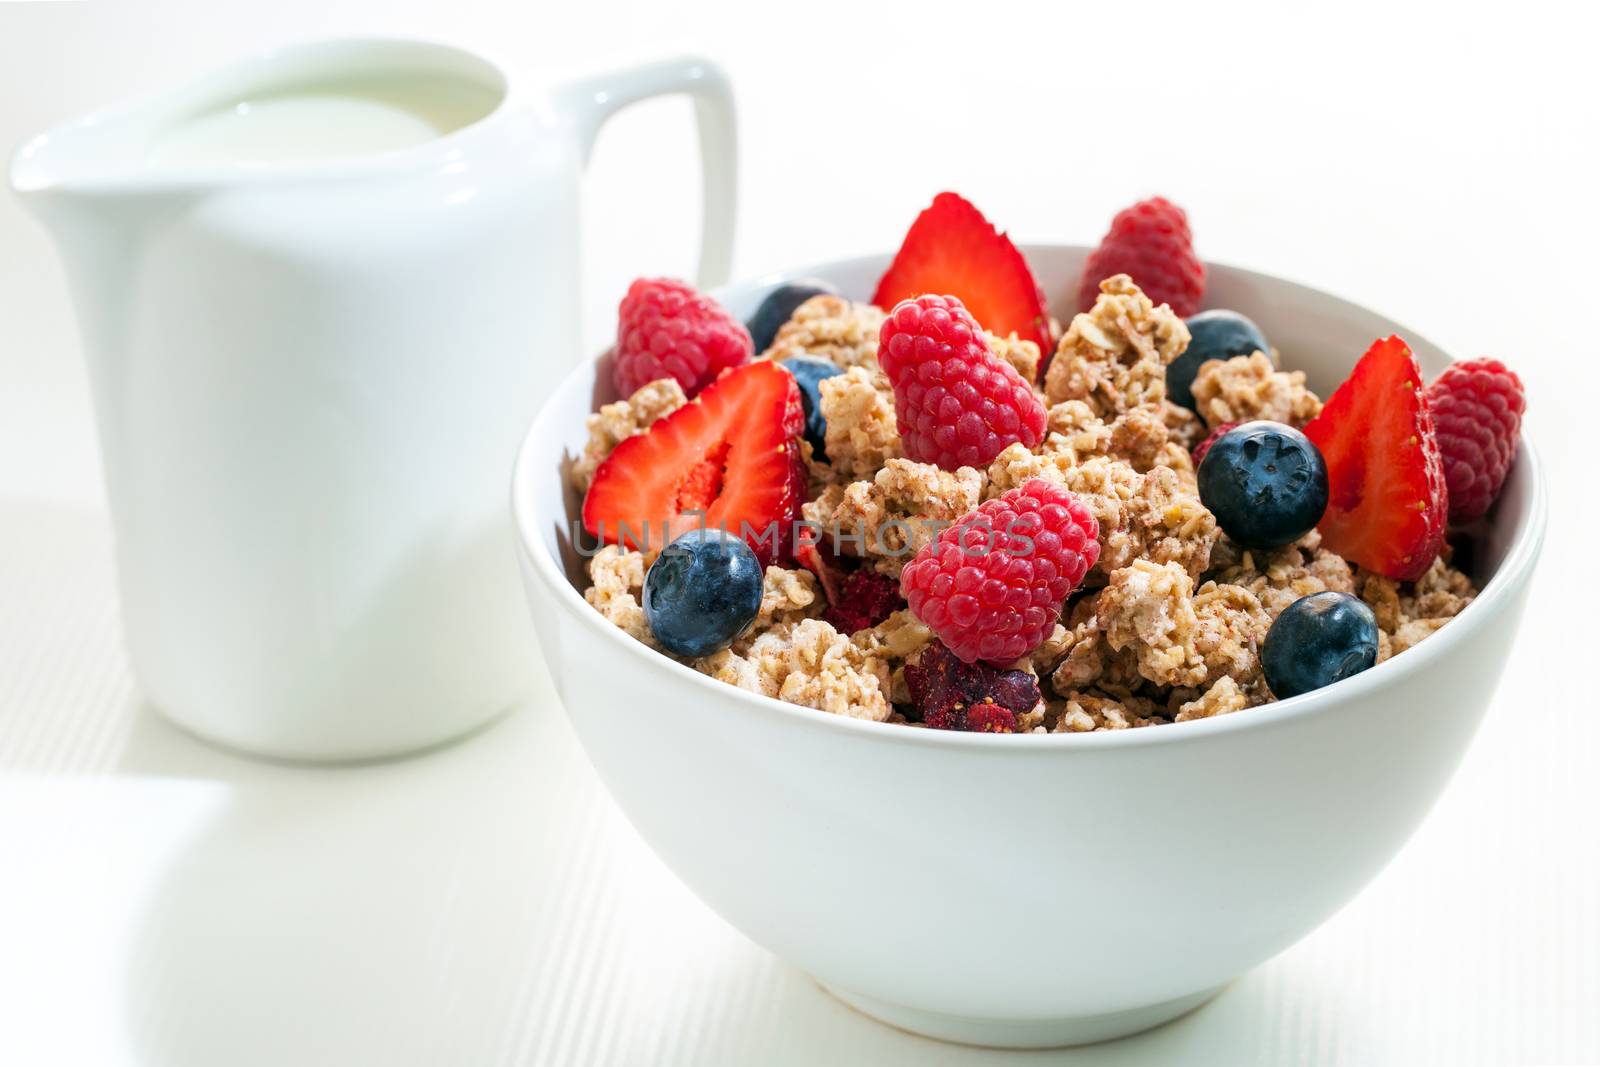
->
[570,377,687,492]
[760,294,885,369]
[574,275,1480,734]
[1190,352,1323,429]
[817,366,900,480]
[1044,274,1190,417]
[1356,557,1476,661]
[802,458,985,577]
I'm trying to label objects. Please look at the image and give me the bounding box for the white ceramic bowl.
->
[511,247,1547,1048]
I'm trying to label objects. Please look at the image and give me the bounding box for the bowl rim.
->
[511,247,1549,751]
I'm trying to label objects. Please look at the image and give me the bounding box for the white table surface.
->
[1,3,1596,1064]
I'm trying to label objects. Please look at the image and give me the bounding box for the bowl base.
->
[820,981,1227,1049]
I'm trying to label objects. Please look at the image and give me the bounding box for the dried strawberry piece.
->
[963,703,1020,733]
[823,569,905,635]
[903,641,1041,733]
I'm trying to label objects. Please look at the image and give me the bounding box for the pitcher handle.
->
[556,55,737,288]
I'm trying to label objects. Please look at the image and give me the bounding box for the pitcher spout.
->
[10,115,208,473]
[9,97,208,300]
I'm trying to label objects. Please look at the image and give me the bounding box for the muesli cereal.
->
[1190,352,1323,429]
[1357,557,1476,662]
[817,366,900,480]
[570,377,687,493]
[802,458,985,577]
[700,618,892,721]
[1043,273,1190,417]
[574,192,1516,734]
[760,294,885,368]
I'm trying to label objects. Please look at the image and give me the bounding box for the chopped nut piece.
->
[570,377,687,492]
[1190,352,1323,430]
[762,295,886,369]
[1044,274,1190,417]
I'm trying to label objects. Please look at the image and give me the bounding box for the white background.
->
[0,2,1595,1064]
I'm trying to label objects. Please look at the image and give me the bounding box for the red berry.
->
[878,294,1047,471]
[872,192,1053,355]
[903,641,1039,732]
[1191,421,1240,466]
[1077,197,1206,317]
[583,362,805,565]
[613,277,752,398]
[962,702,1020,733]
[900,479,1098,665]
[822,568,905,635]
[1428,358,1525,522]
[1304,336,1448,581]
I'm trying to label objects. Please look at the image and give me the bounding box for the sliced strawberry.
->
[583,362,805,565]
[872,192,1053,355]
[1303,336,1448,582]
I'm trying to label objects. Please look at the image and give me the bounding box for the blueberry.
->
[643,529,763,657]
[1170,309,1271,411]
[1262,591,1380,698]
[1197,421,1328,548]
[746,279,838,353]
[779,356,844,461]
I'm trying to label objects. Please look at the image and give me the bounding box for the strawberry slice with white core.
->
[582,361,806,565]
[1303,335,1448,582]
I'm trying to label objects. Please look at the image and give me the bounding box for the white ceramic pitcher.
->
[9,39,736,761]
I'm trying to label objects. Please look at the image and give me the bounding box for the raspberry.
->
[1428,358,1525,522]
[822,568,905,635]
[900,479,1099,665]
[1077,197,1206,317]
[613,277,753,399]
[877,294,1047,471]
[1191,421,1240,466]
[903,641,1041,732]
